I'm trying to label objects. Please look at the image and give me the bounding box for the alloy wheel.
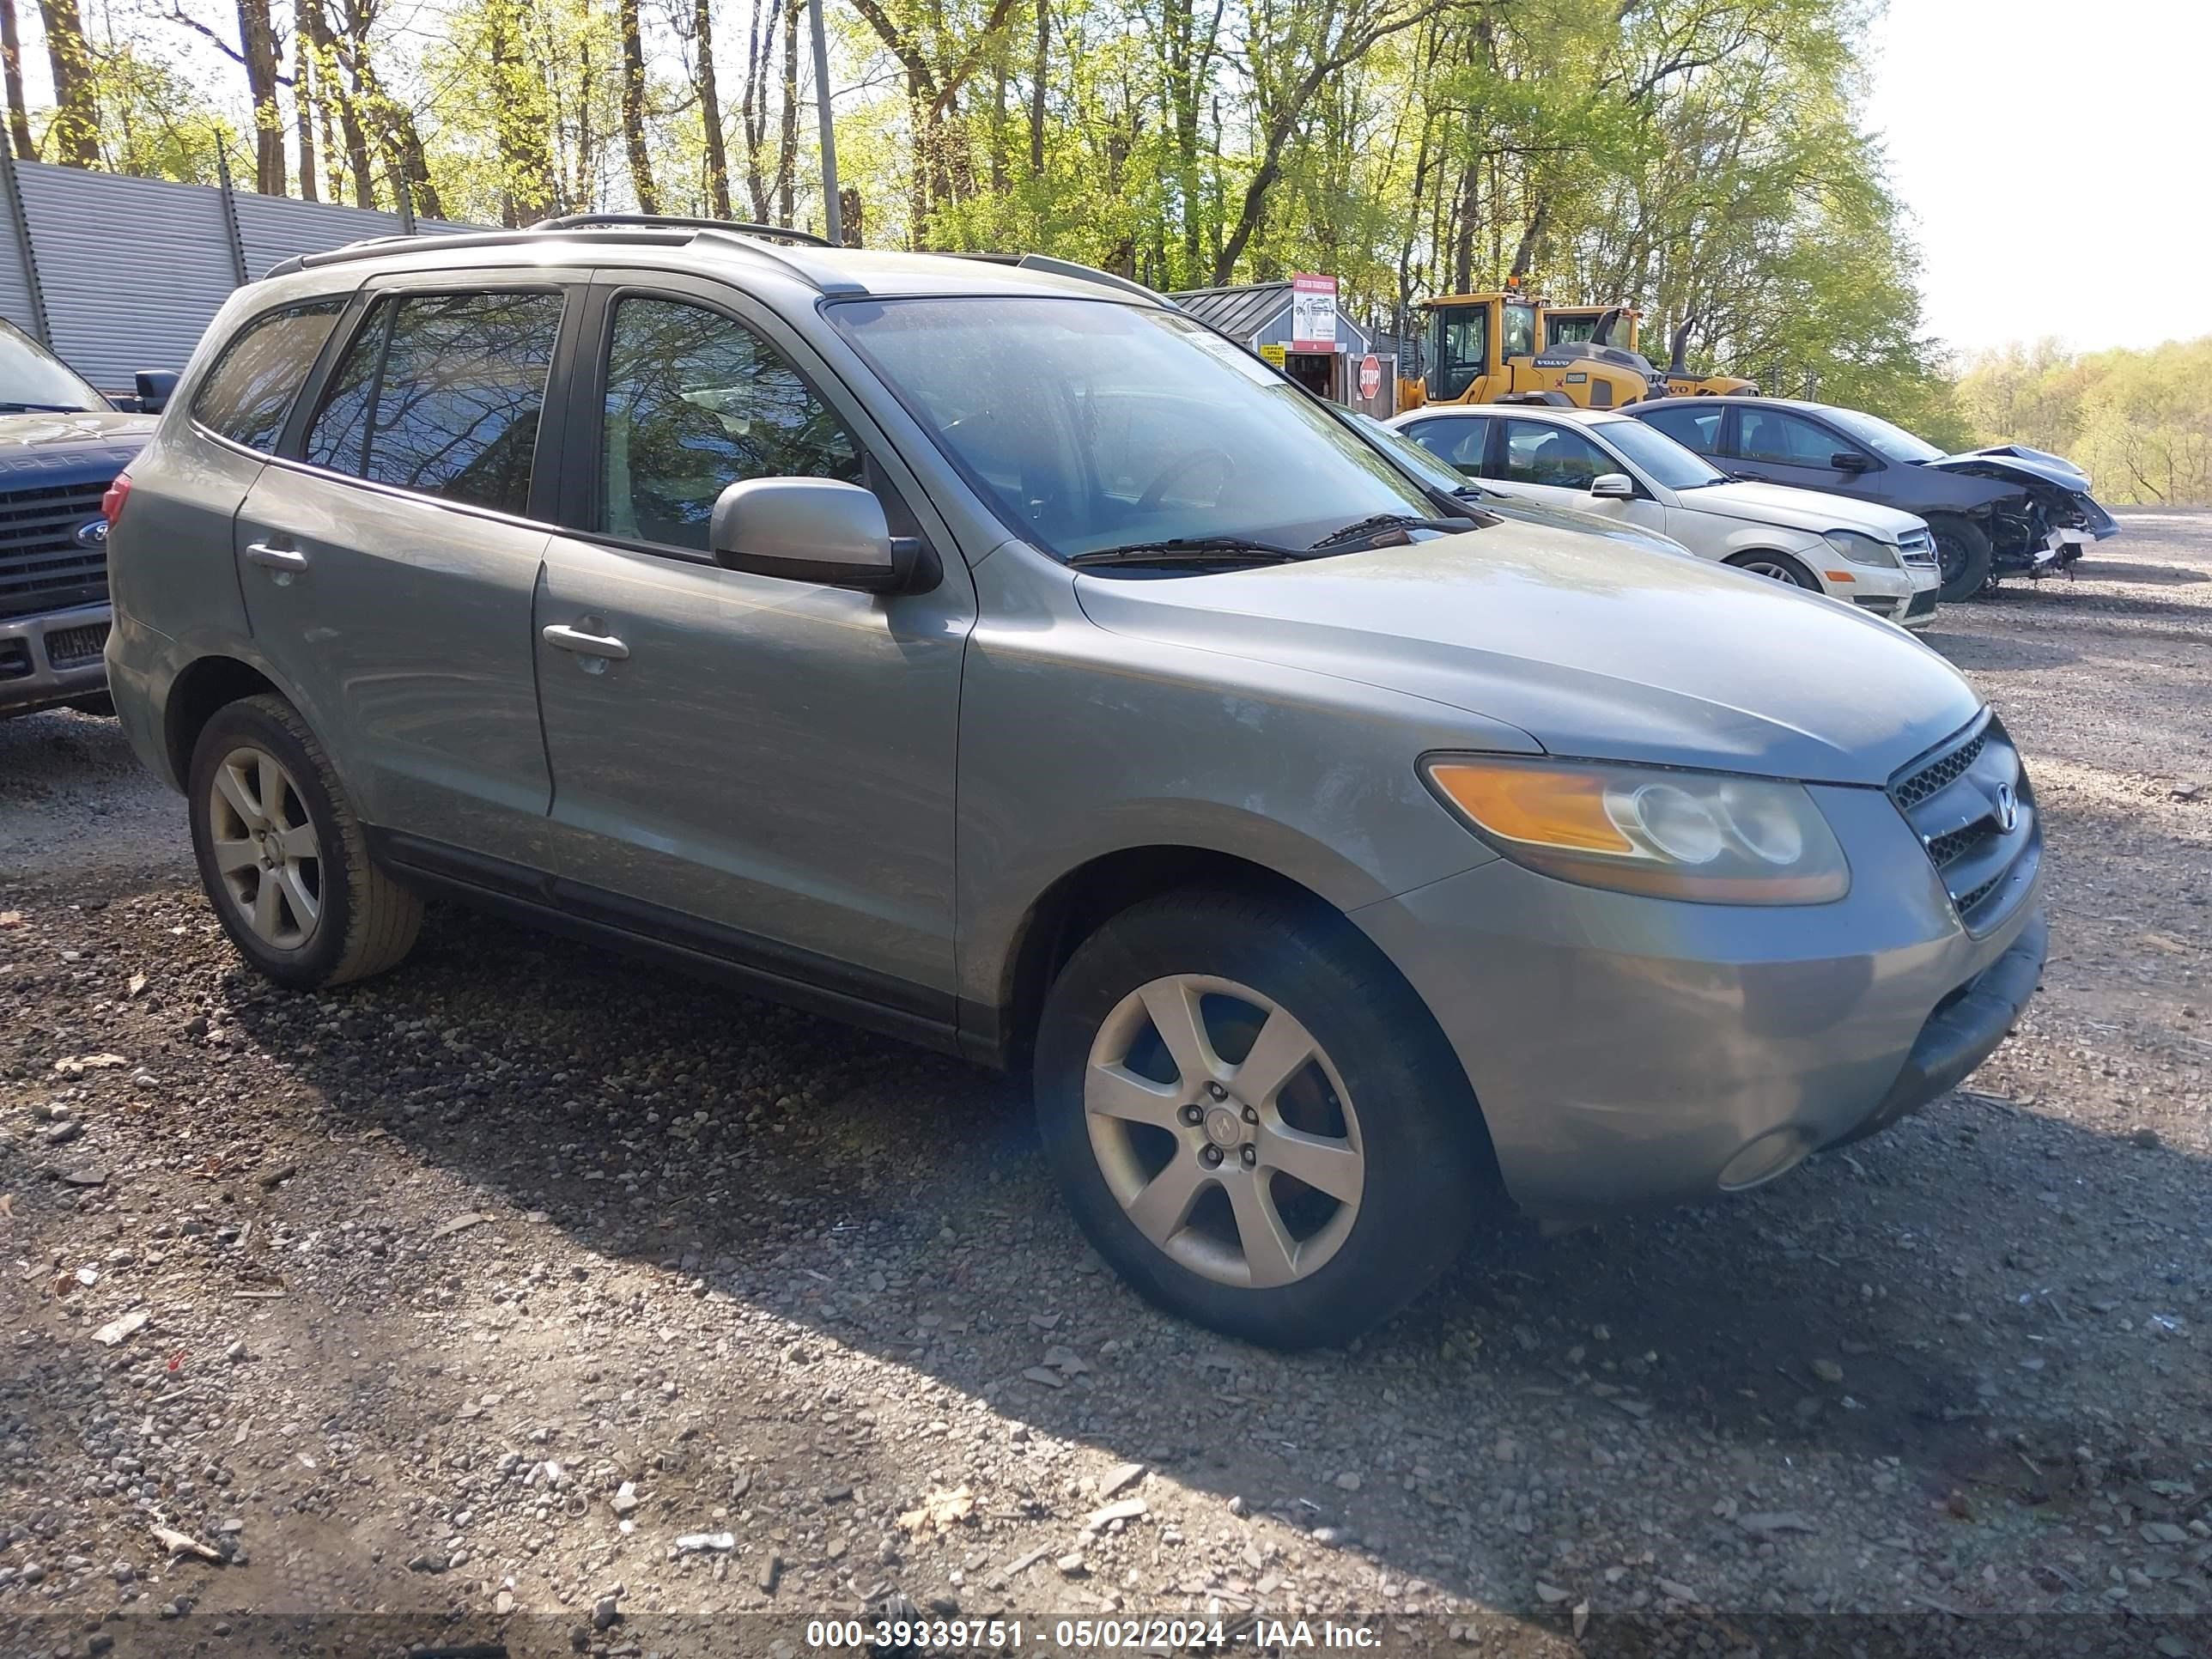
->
[1740,557,1808,586]
[206,745,323,950]
[1084,975,1364,1288]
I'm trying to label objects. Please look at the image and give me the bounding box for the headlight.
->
[1823,529,1899,568]
[1422,757,1850,903]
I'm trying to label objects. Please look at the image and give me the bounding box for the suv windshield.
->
[831,297,1435,560]
[1592,416,1729,489]
[0,317,107,412]
[1823,404,1945,464]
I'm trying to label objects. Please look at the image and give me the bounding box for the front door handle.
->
[244,542,308,573]
[541,623,630,661]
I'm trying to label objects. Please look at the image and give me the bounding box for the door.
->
[531,277,973,1021]
[1728,405,1874,498]
[1485,416,1665,537]
[234,279,572,861]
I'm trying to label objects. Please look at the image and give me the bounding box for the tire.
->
[186,693,422,989]
[1033,887,1496,1348]
[1928,516,1994,604]
[1725,549,1821,591]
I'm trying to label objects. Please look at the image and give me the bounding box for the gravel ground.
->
[2,514,2207,1659]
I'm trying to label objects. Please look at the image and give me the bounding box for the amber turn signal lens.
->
[1425,762,1633,854]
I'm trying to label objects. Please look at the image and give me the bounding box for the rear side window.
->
[1638,402,1722,454]
[1736,408,1838,467]
[1404,416,1490,475]
[191,299,347,452]
[304,290,562,515]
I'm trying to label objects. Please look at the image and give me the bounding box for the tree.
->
[618,0,659,211]
[38,0,100,165]
[0,0,33,161]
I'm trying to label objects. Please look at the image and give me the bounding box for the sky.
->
[1862,0,2212,358]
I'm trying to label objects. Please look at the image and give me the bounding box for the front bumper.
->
[1849,562,1941,629]
[0,602,112,716]
[1352,781,2045,1218]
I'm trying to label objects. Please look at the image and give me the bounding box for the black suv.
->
[0,319,172,718]
[1629,394,2118,603]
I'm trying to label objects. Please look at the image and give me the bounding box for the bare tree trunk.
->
[775,0,796,222]
[488,0,556,222]
[35,0,98,166]
[619,0,659,212]
[695,0,732,218]
[235,0,286,193]
[1508,197,1547,280]
[292,0,318,199]
[1027,0,1046,177]
[0,0,34,161]
[307,3,374,204]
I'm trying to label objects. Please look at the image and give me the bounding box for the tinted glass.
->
[833,297,1434,561]
[0,316,106,411]
[602,297,862,549]
[304,291,562,514]
[1594,417,1728,489]
[191,299,346,452]
[1638,401,1723,454]
[1823,404,1943,463]
[1498,418,1612,489]
[1403,417,1491,475]
[1501,303,1537,360]
[1430,307,1487,400]
[1737,408,1841,467]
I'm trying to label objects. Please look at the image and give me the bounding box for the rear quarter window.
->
[190,299,349,453]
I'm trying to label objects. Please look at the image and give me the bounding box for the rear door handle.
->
[541,623,630,660]
[244,542,308,573]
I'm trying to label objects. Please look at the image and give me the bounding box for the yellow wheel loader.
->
[1540,306,1759,398]
[1399,290,1665,411]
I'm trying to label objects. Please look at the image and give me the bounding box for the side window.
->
[302,290,562,515]
[1498,419,1612,489]
[190,298,348,453]
[1406,417,1489,476]
[1639,403,1722,454]
[1736,409,1839,467]
[601,295,863,550]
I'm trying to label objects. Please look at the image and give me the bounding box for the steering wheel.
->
[1136,447,1234,511]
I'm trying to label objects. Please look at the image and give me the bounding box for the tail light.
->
[101,473,131,525]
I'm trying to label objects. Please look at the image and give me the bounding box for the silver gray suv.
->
[103,219,2047,1346]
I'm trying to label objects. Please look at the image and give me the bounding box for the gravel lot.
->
[3,514,2208,1658]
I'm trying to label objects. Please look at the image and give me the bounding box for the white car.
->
[1389,404,1942,629]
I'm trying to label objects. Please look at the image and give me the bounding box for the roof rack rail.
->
[529,212,832,247]
[267,223,697,279]
[944,251,1164,303]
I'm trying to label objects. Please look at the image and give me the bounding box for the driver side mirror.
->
[133,369,179,415]
[709,477,937,593]
[1830,450,1875,473]
[1589,472,1636,500]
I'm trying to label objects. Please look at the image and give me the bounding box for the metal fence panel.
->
[14,161,240,393]
[233,191,410,283]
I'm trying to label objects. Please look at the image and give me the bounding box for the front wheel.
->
[1726,549,1821,590]
[1033,888,1495,1347]
[1928,516,1994,603]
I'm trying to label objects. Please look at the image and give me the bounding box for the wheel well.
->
[1724,547,1813,576]
[165,657,280,784]
[995,848,1336,1070]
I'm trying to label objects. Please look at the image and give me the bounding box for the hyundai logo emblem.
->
[73,517,108,549]
[1993,781,2018,834]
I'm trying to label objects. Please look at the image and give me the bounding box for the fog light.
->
[1717,1127,1813,1192]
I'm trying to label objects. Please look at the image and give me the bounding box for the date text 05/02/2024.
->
[804,1617,1382,1650]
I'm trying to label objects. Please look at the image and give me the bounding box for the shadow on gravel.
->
[220,874,2212,1614]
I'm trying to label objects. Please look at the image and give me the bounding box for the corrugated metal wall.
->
[0,159,487,396]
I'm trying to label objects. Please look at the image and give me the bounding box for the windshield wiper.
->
[1066,535,1306,569]
[1306,512,1474,551]
[0,401,94,414]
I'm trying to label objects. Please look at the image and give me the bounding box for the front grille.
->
[1899,530,1937,568]
[44,619,109,665]
[0,480,114,622]
[1889,713,2038,930]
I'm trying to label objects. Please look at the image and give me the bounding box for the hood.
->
[1480,495,1694,561]
[0,407,155,455]
[1688,478,1926,539]
[1929,445,2093,495]
[1073,520,1981,786]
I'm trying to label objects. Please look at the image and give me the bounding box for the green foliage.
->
[1959,338,2212,507]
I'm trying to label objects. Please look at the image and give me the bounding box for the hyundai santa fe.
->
[103,220,2047,1347]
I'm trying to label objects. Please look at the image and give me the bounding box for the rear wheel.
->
[1033,888,1494,1347]
[1928,516,1994,603]
[187,694,421,989]
[1726,549,1820,590]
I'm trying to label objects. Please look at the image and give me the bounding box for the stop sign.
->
[1358,354,1382,400]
